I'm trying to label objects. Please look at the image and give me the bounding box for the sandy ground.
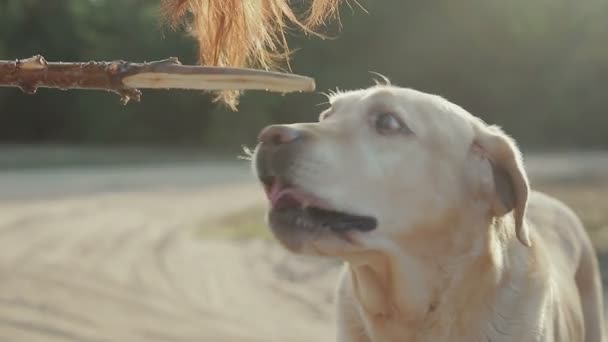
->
[0,150,607,341]
[0,161,341,342]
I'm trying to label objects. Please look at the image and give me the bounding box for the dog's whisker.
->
[237,145,255,161]
[369,71,392,86]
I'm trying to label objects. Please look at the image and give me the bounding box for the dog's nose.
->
[258,125,302,145]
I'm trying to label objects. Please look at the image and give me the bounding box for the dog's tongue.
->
[267,179,283,205]
[266,180,330,210]
[267,180,295,209]
[265,180,378,232]
[266,180,304,209]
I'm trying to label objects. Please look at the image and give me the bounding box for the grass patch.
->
[198,204,273,240]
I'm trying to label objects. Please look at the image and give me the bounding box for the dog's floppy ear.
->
[469,125,531,246]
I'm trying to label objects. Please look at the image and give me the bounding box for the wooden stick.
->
[0,55,316,104]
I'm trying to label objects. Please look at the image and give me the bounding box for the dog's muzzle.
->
[253,124,377,251]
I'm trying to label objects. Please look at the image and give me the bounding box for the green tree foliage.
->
[0,0,607,150]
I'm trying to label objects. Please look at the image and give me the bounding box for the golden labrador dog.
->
[252,83,605,342]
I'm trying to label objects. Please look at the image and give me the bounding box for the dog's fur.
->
[253,84,605,341]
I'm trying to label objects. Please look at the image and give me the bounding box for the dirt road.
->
[0,159,341,342]
[0,150,607,341]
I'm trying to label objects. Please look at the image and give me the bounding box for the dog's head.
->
[253,84,530,258]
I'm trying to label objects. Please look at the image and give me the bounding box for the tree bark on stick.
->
[0,55,315,105]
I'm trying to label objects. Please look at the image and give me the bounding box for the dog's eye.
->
[374,113,403,134]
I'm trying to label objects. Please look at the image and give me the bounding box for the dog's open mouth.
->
[261,177,377,233]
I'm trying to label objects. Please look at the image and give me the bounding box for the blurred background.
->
[0,0,607,341]
[1,0,608,149]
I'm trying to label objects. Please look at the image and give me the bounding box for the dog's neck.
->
[346,212,528,338]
